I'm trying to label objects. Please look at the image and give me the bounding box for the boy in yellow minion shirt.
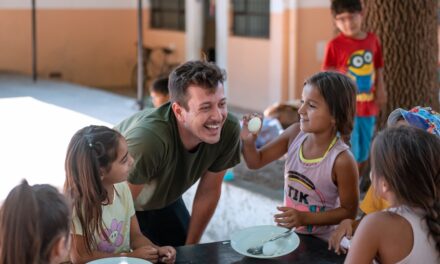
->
[328,106,440,254]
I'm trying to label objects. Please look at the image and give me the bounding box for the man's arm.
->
[185,169,225,244]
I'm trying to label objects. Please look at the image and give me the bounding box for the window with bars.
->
[232,0,270,38]
[150,0,185,31]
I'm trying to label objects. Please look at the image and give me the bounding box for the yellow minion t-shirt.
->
[360,186,390,214]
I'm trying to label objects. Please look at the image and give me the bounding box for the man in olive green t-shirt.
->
[115,61,241,247]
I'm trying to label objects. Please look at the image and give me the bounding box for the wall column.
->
[216,0,229,94]
[185,0,203,61]
[268,0,285,105]
[288,0,299,100]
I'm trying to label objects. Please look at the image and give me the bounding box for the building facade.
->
[0,0,334,111]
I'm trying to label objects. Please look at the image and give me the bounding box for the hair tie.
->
[84,134,94,149]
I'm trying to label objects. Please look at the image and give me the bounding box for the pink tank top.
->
[284,131,349,240]
[386,206,439,264]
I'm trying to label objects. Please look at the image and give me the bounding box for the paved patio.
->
[0,73,282,243]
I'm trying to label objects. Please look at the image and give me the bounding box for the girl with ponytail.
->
[64,125,175,263]
[346,126,440,263]
[0,180,71,264]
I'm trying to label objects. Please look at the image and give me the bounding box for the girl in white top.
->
[64,125,176,263]
[345,126,440,263]
[242,71,359,240]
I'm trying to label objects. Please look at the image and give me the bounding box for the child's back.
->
[345,127,440,263]
[0,180,71,264]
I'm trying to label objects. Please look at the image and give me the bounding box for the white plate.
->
[230,225,300,259]
[87,257,152,264]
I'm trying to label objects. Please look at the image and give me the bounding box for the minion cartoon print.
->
[346,49,374,94]
[285,170,326,233]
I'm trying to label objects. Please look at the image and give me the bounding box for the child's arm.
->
[69,233,159,264]
[328,216,363,254]
[130,215,176,263]
[321,40,336,71]
[374,68,387,109]
[275,151,359,228]
[241,118,301,169]
[129,214,154,249]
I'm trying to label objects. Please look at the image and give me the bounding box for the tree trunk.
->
[363,0,439,128]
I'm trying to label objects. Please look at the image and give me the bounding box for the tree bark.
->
[363,0,439,128]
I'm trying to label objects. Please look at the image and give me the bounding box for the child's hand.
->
[130,245,159,263]
[274,206,304,229]
[240,114,263,142]
[158,246,176,264]
[328,218,353,255]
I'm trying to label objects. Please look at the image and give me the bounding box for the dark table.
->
[175,234,345,264]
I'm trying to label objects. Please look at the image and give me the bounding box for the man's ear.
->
[172,102,184,122]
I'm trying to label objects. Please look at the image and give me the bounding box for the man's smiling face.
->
[178,84,227,145]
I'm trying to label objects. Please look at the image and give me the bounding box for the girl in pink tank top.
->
[345,127,440,263]
[241,71,359,241]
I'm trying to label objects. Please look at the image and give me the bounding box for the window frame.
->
[150,0,185,31]
[232,0,270,39]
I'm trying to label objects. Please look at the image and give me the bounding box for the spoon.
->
[246,228,295,255]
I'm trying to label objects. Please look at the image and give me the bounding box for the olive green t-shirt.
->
[114,102,241,210]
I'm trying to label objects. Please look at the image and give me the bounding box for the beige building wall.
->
[0,0,185,91]
[0,10,32,75]
[227,1,333,111]
[0,0,335,111]
[227,37,270,111]
[143,11,185,68]
[294,7,334,97]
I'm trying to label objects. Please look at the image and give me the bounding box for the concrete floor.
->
[0,73,281,243]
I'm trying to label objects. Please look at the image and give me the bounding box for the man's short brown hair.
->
[168,60,226,110]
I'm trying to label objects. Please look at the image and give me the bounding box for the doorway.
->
[203,0,216,62]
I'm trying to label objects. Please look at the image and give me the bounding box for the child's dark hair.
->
[0,180,70,264]
[64,125,122,254]
[169,60,226,110]
[331,0,362,16]
[372,126,440,253]
[151,77,169,96]
[304,71,356,144]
